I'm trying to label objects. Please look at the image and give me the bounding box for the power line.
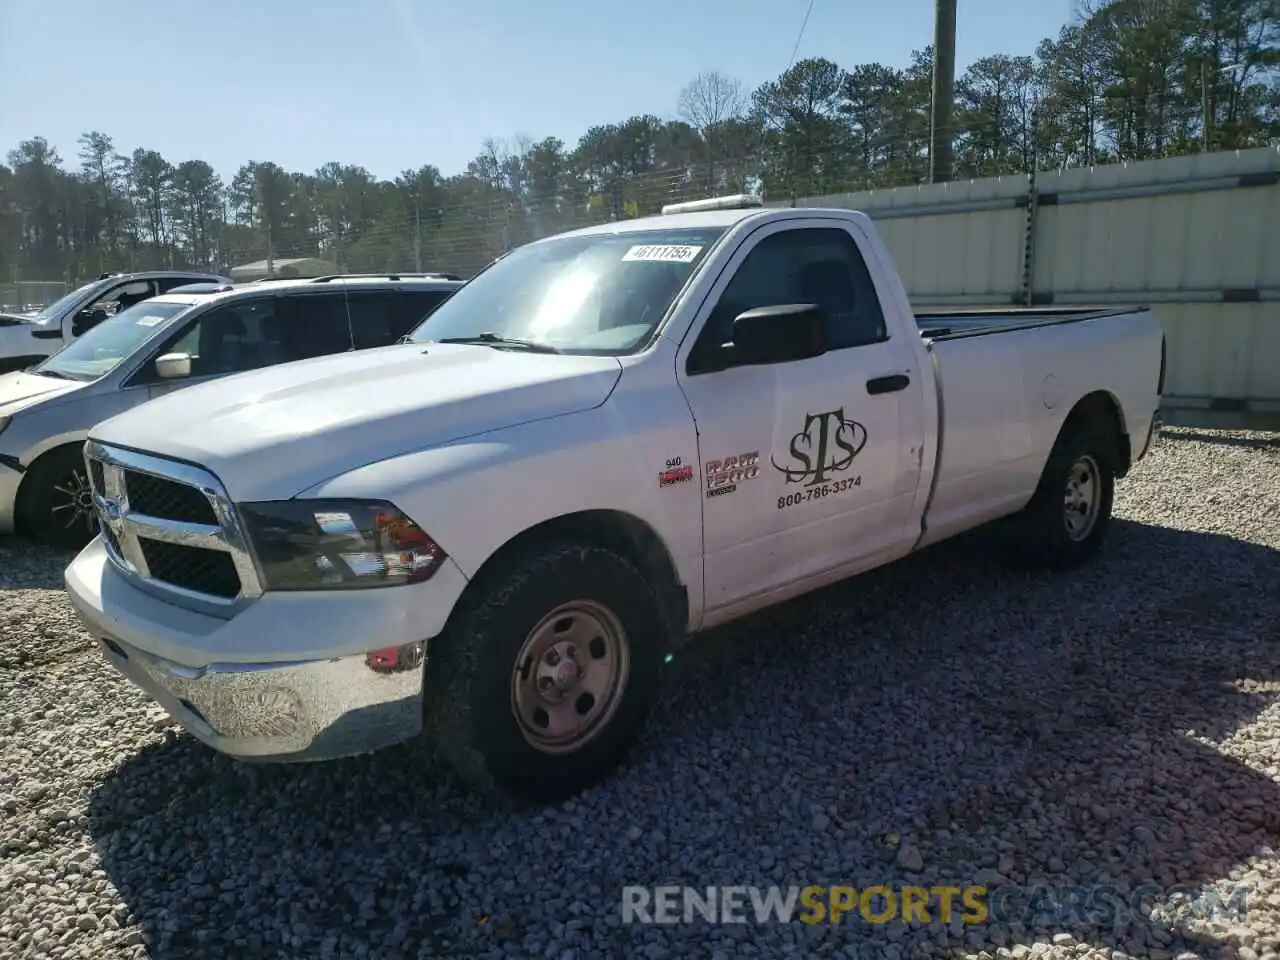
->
[786,0,818,71]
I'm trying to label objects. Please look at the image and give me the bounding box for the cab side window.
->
[690,227,887,368]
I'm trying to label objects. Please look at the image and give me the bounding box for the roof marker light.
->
[661,194,764,216]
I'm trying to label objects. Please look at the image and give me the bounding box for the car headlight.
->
[238,499,448,590]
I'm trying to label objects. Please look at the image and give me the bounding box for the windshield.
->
[34,300,191,381]
[408,227,727,354]
[31,279,109,325]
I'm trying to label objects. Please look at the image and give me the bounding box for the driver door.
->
[677,219,926,614]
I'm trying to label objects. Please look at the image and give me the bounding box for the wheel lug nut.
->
[537,676,554,691]
[544,649,560,666]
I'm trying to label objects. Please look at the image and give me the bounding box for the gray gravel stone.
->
[1,427,1279,959]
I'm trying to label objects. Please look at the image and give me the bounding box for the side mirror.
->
[731,303,827,366]
[154,353,192,380]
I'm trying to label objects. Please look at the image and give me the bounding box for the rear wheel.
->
[995,420,1116,570]
[426,542,667,802]
[18,447,99,549]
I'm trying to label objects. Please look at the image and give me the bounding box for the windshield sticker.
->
[622,244,703,264]
[134,315,167,327]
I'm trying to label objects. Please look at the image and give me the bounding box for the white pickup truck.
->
[64,197,1165,801]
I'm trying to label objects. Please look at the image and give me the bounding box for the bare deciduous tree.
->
[678,71,747,132]
[678,71,748,190]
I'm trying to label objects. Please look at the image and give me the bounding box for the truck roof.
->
[549,204,868,241]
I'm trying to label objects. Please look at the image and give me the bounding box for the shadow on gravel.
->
[87,519,1280,960]
[0,536,76,591]
[1158,427,1280,451]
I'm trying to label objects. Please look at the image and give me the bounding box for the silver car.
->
[0,274,461,546]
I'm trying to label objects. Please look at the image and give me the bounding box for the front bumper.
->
[65,537,469,761]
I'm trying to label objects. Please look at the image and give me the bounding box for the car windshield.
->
[30,279,109,325]
[407,227,727,354]
[33,300,191,381]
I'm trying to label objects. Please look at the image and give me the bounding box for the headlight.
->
[238,499,448,591]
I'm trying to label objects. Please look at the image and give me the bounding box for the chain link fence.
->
[0,281,69,313]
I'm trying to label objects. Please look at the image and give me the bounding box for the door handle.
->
[866,373,910,395]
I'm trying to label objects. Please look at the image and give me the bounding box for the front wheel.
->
[995,421,1116,570]
[425,543,667,802]
[18,447,100,549]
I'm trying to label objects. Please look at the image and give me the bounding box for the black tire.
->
[995,418,1116,570]
[18,446,100,549]
[426,542,668,803]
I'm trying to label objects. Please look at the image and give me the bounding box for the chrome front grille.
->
[83,441,263,611]
[122,470,219,525]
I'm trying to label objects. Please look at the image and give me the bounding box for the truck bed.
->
[916,305,1151,340]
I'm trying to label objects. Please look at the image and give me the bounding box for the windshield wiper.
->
[33,368,74,380]
[433,332,560,354]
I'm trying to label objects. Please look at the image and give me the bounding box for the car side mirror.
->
[731,303,827,367]
[154,353,192,380]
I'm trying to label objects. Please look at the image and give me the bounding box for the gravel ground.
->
[1,426,1279,960]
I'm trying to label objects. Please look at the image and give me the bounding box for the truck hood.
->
[90,342,623,501]
[0,371,84,417]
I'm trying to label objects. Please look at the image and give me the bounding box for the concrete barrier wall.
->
[775,147,1280,428]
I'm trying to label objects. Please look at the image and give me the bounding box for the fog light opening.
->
[366,641,425,673]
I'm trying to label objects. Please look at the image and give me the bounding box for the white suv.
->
[0,270,230,374]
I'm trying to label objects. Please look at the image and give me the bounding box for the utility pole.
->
[1201,59,1210,151]
[929,0,958,184]
[414,194,423,272]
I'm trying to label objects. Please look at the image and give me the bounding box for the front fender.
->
[296,402,705,622]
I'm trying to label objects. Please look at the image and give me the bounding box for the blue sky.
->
[0,0,1073,182]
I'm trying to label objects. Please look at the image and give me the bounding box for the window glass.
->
[92,280,158,318]
[699,228,887,354]
[147,295,350,379]
[29,279,110,326]
[281,293,352,359]
[408,228,725,354]
[391,290,452,339]
[33,301,191,381]
[344,292,395,348]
